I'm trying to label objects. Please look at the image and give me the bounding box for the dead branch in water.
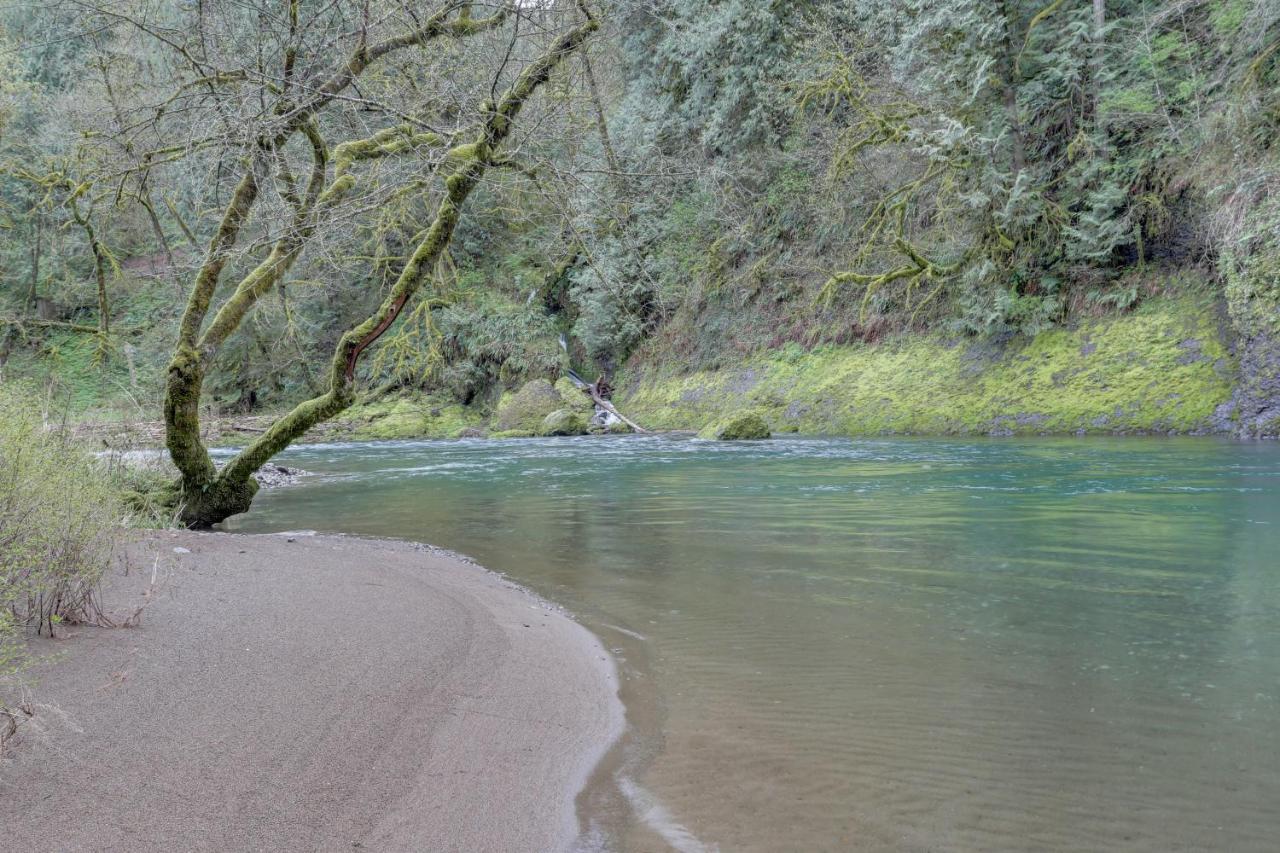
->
[565,369,648,433]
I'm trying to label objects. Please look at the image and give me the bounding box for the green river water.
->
[224,435,1280,852]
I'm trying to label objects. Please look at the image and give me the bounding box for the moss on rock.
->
[697,411,771,440]
[339,393,483,440]
[495,379,562,432]
[622,296,1235,436]
[554,377,595,414]
[538,409,588,436]
[1220,188,1280,438]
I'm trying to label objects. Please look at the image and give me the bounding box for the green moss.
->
[554,377,595,414]
[697,410,772,440]
[622,296,1235,436]
[538,409,588,436]
[338,393,483,440]
[1222,191,1280,339]
[495,378,561,432]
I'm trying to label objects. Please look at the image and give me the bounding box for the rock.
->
[554,377,595,414]
[697,411,771,441]
[252,463,308,488]
[538,409,588,437]
[495,379,562,432]
[344,394,481,440]
[1215,332,1280,439]
[586,407,633,435]
[489,429,537,439]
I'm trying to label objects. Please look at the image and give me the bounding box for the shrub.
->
[0,382,120,637]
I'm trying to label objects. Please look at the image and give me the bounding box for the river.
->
[225,435,1280,852]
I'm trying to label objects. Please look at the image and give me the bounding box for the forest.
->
[4,3,1280,850]
[0,0,1278,521]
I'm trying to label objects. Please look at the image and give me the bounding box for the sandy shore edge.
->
[0,530,625,852]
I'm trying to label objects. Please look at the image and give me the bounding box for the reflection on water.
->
[226,436,1280,852]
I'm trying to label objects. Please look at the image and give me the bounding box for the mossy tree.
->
[71,0,599,525]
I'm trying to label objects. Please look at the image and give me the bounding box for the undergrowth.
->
[0,380,122,750]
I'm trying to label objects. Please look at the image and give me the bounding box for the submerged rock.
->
[496,379,562,432]
[253,463,309,488]
[539,409,588,436]
[698,411,771,440]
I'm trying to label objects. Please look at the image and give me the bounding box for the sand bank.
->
[0,531,623,852]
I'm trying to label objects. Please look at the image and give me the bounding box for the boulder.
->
[538,409,588,436]
[697,411,771,440]
[554,377,595,414]
[495,379,562,432]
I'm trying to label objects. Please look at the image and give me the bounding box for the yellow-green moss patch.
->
[337,393,483,440]
[621,297,1235,436]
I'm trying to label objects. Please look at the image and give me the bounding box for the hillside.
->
[0,0,1277,465]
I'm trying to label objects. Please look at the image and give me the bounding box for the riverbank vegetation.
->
[0,1,1277,516]
[0,383,122,748]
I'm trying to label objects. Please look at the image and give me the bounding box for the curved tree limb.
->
[188,5,600,523]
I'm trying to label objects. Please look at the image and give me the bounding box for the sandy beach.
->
[0,531,624,852]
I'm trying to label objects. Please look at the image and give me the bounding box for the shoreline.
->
[0,531,625,852]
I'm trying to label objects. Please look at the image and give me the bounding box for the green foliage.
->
[1221,184,1280,337]
[568,237,659,370]
[616,0,802,153]
[3,0,1278,443]
[0,381,119,637]
[434,294,563,403]
[0,403,118,630]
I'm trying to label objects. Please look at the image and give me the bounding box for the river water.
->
[225,435,1280,852]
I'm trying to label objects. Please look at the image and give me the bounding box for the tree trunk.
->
[91,236,110,337]
[165,7,599,527]
[582,51,623,183]
[997,0,1028,174]
[27,214,41,313]
[1089,0,1106,124]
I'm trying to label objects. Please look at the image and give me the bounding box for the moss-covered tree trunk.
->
[164,4,598,527]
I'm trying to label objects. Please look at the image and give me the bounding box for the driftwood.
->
[565,369,648,433]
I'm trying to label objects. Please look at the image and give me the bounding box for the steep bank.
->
[0,532,624,852]
[62,295,1279,446]
[618,296,1243,437]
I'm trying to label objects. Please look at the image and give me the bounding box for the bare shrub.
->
[0,382,121,719]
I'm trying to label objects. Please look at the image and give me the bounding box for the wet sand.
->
[0,531,624,852]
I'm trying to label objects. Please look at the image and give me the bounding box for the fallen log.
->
[565,369,648,433]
